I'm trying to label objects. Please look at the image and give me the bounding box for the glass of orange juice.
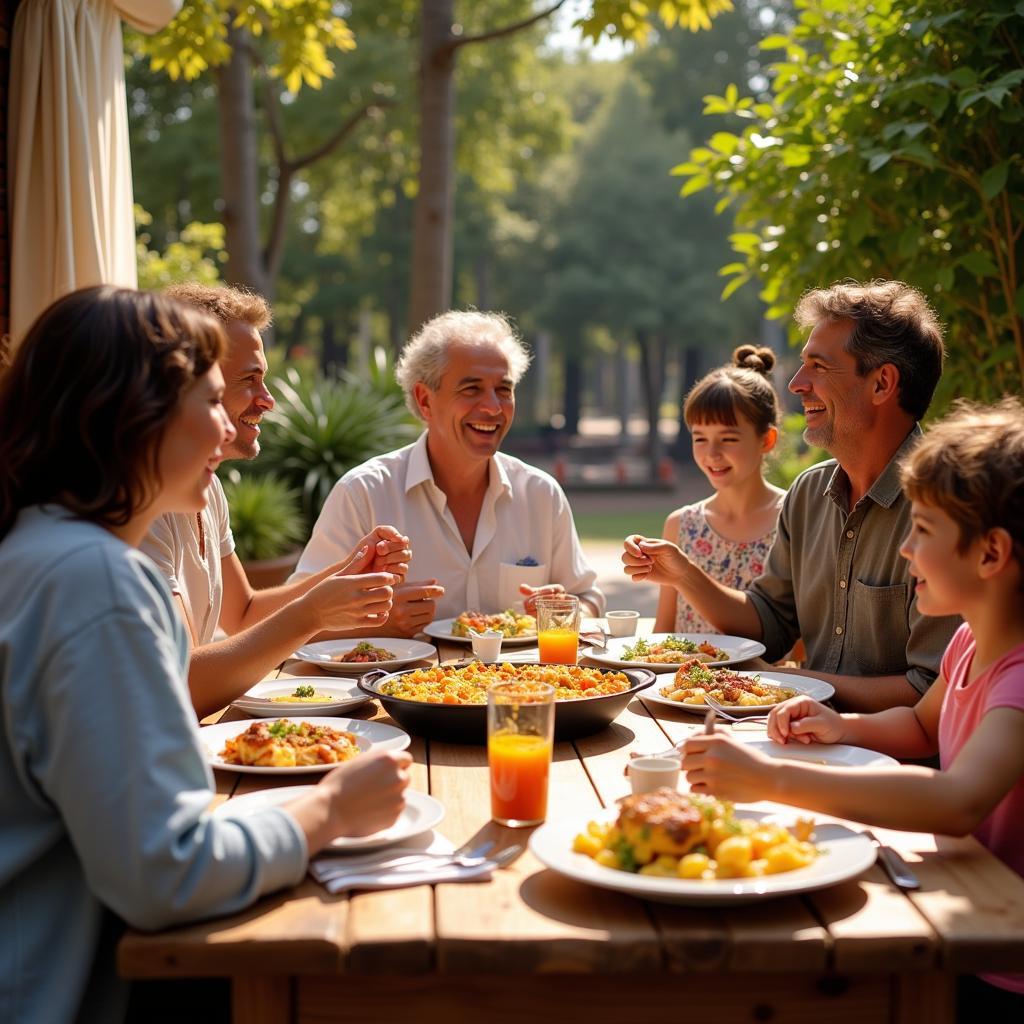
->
[487,681,555,827]
[535,595,580,664]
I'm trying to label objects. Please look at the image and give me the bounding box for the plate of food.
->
[643,665,834,716]
[292,638,437,675]
[734,739,898,768]
[201,716,410,774]
[583,633,766,672]
[230,677,371,717]
[423,610,538,646]
[529,788,875,906]
[358,661,654,743]
[213,785,445,851]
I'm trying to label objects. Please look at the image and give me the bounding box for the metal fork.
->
[317,844,522,892]
[702,692,770,724]
[311,838,494,880]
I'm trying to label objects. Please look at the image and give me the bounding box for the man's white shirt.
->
[293,433,604,618]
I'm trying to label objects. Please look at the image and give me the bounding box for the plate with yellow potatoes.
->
[529,792,875,905]
[230,677,371,717]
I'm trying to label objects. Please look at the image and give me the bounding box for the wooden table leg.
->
[232,974,292,1024]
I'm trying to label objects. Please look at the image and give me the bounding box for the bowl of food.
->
[358,661,655,743]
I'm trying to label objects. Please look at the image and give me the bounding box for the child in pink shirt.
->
[681,398,1024,1008]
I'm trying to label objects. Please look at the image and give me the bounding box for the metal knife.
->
[865,830,920,890]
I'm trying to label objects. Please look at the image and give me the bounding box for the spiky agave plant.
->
[257,366,418,528]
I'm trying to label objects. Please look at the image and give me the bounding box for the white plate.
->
[292,638,436,675]
[214,786,445,851]
[583,633,767,672]
[201,716,410,774]
[643,671,835,716]
[737,739,899,768]
[423,617,539,647]
[231,677,371,717]
[529,807,875,906]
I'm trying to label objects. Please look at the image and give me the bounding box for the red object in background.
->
[615,459,628,483]
[553,456,567,484]
[658,457,675,483]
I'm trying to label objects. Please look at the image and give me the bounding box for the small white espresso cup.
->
[471,629,503,663]
[628,756,681,795]
[605,610,640,637]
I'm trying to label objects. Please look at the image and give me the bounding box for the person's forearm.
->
[676,565,764,640]
[833,706,936,760]
[188,599,318,718]
[768,762,980,836]
[808,670,922,714]
[236,565,337,629]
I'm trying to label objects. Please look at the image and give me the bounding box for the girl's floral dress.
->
[674,498,781,634]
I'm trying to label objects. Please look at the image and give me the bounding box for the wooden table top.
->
[119,626,1024,982]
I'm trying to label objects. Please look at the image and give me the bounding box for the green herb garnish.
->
[293,684,316,698]
[268,720,300,739]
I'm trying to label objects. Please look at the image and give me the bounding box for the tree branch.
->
[290,100,393,174]
[449,0,568,51]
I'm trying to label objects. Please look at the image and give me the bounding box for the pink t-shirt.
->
[939,622,1024,994]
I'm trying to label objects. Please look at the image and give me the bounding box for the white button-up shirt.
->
[294,433,604,617]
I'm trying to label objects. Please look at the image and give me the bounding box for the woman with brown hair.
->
[0,287,410,1024]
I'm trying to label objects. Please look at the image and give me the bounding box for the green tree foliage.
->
[676,0,1024,406]
[135,207,225,288]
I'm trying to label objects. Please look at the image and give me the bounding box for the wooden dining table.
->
[118,624,1024,1023]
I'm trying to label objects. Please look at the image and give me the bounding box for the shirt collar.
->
[825,424,922,510]
[404,430,514,500]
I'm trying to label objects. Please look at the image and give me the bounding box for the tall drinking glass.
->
[487,681,555,827]
[536,595,580,664]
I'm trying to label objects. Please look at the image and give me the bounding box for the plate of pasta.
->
[643,666,834,715]
[529,790,875,905]
[293,638,437,675]
[202,716,410,774]
[424,611,538,646]
[214,785,445,851]
[583,633,766,672]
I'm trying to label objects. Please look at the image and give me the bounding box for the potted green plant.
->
[220,471,308,589]
[257,365,418,529]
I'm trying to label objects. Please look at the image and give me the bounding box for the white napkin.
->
[310,833,495,894]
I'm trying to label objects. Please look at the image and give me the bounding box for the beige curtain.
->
[8,0,180,346]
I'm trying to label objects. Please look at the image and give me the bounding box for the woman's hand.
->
[680,732,772,803]
[767,696,846,746]
[519,582,566,616]
[303,570,398,631]
[342,525,411,581]
[621,535,689,586]
[287,750,413,852]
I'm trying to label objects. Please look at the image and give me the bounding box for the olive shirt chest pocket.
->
[848,579,909,674]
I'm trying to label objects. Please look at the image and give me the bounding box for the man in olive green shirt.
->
[623,280,960,713]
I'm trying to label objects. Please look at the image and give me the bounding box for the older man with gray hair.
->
[295,310,604,634]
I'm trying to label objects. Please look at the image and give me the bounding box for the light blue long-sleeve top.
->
[0,506,308,1024]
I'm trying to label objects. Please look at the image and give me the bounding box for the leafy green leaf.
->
[959,251,999,278]
[980,161,1010,201]
[868,152,892,172]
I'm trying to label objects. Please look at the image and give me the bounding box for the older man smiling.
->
[623,280,960,713]
[295,310,604,632]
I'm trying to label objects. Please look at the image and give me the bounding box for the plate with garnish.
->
[231,677,371,717]
[582,633,766,672]
[292,638,437,675]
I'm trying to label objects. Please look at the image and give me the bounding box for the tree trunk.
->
[409,0,456,333]
[636,329,667,475]
[321,316,347,374]
[216,23,268,300]
[616,338,631,445]
[671,345,700,459]
[563,351,582,437]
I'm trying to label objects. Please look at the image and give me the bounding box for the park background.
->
[4,0,1022,604]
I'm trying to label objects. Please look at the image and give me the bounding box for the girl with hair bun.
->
[652,345,786,634]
